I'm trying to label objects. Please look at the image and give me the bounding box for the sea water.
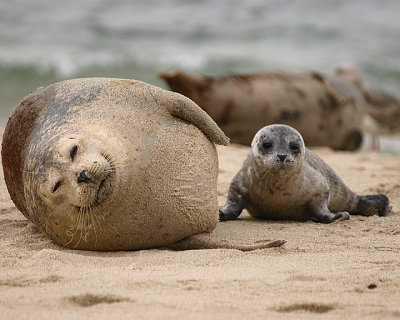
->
[0,0,399,150]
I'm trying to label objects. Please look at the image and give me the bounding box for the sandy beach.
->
[1,0,400,318]
[0,137,399,319]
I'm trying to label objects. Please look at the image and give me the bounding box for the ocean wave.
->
[1,0,400,126]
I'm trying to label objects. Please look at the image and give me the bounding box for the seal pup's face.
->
[251,125,305,173]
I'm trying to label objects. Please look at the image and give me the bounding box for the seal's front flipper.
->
[353,194,390,217]
[219,202,243,221]
[312,211,350,224]
[163,92,229,146]
[164,233,286,251]
[310,201,350,224]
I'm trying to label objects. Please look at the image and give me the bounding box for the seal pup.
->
[159,70,365,150]
[219,125,390,223]
[2,77,284,251]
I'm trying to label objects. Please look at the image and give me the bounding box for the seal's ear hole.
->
[52,180,63,193]
[70,146,78,160]
[289,142,300,154]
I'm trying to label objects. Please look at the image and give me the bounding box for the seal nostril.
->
[277,154,287,162]
[77,170,91,183]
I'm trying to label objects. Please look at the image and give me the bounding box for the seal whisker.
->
[21,169,46,176]
[253,164,271,189]
[259,169,269,189]
[82,205,92,243]
[66,210,83,249]
[73,232,82,248]
[64,232,75,247]
[89,206,103,247]
[74,207,88,247]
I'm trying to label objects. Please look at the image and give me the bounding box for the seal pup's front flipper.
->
[163,91,229,146]
[219,203,243,221]
[164,233,286,251]
[310,203,350,224]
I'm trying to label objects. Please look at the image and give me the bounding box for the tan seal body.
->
[334,65,400,132]
[219,125,390,223]
[2,78,233,251]
[159,70,365,150]
[363,88,400,131]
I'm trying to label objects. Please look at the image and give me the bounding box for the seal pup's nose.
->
[277,154,287,162]
[77,170,91,183]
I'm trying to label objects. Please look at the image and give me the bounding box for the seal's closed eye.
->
[70,146,78,160]
[52,181,62,193]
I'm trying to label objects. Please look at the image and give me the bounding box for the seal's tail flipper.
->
[164,93,229,146]
[353,194,391,217]
[164,233,286,251]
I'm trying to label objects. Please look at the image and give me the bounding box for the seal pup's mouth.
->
[262,159,296,169]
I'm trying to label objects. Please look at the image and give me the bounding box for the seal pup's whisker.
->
[258,167,272,189]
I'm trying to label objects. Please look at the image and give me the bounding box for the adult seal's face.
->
[250,125,305,174]
[38,135,115,211]
[23,127,128,246]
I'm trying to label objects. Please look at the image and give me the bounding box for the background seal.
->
[160,70,365,150]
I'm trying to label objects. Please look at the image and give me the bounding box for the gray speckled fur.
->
[220,125,390,223]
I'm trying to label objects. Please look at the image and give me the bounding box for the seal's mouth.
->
[74,153,115,213]
[95,167,114,201]
[97,176,108,194]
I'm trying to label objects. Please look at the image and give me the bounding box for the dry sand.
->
[0,139,399,319]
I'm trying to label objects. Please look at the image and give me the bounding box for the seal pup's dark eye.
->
[289,143,300,153]
[262,142,273,150]
[52,181,62,193]
[70,146,78,160]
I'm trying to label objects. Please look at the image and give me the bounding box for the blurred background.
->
[1,0,399,127]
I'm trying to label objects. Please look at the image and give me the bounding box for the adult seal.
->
[159,70,365,150]
[2,78,284,251]
[334,65,400,133]
[219,125,390,223]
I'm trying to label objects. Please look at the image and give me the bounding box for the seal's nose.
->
[277,154,287,162]
[77,170,91,183]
